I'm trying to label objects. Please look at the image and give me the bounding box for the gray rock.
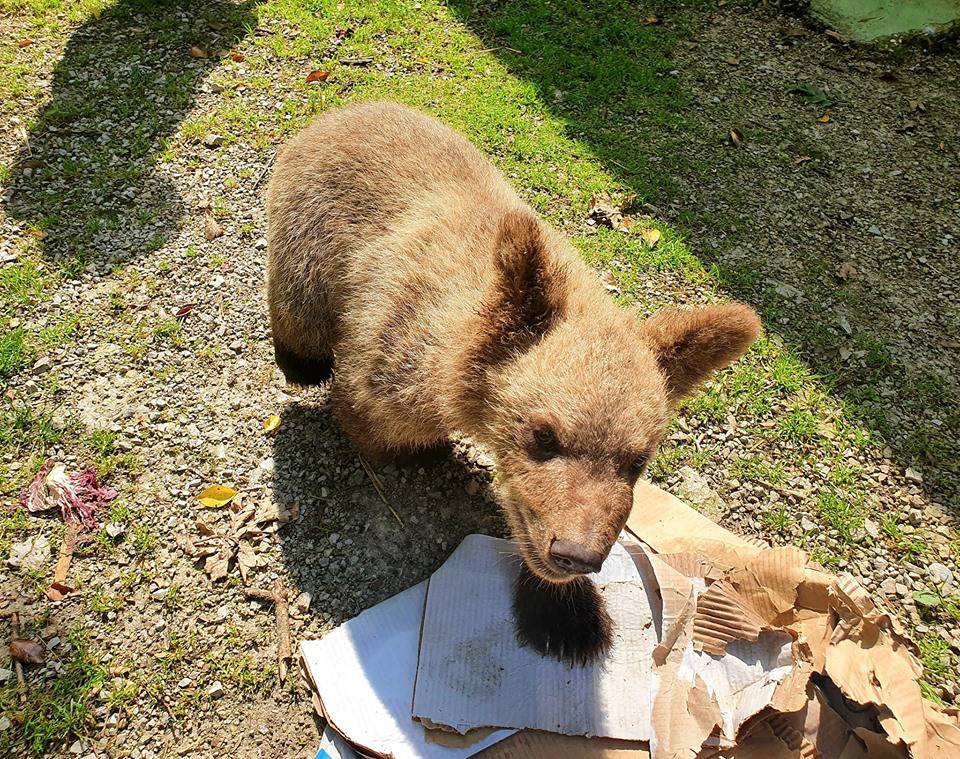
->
[905,467,924,484]
[206,680,225,699]
[674,466,725,522]
[930,562,954,585]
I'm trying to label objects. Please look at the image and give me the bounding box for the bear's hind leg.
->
[273,338,334,386]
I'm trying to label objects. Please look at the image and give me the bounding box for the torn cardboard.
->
[302,480,960,759]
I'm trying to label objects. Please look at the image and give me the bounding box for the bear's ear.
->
[492,209,567,339]
[641,303,761,401]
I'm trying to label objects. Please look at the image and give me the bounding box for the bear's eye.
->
[530,426,561,459]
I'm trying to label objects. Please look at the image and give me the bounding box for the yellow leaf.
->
[262,415,281,434]
[415,57,430,65]
[818,113,831,123]
[197,485,237,508]
[641,228,661,249]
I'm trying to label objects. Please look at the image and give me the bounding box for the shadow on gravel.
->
[270,397,503,626]
[449,0,959,508]
[3,0,259,274]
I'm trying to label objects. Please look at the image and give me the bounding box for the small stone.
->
[930,562,954,585]
[177,677,192,689]
[69,740,83,754]
[106,522,126,538]
[254,237,268,250]
[800,517,818,533]
[895,583,909,597]
[880,578,897,595]
[0,715,10,731]
[32,356,53,374]
[905,467,923,484]
[0,668,12,682]
[328,532,339,545]
[867,224,882,236]
[864,518,880,540]
[465,480,480,496]
[203,133,223,148]
[295,591,312,612]
[206,680,225,699]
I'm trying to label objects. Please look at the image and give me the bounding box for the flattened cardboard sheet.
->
[300,582,515,759]
[411,535,659,741]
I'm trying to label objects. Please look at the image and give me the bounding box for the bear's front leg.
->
[512,563,613,666]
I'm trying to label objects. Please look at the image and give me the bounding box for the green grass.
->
[0,626,107,756]
[817,489,863,544]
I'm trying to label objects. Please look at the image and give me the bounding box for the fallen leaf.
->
[231,51,245,62]
[189,46,209,58]
[10,639,46,665]
[205,547,232,581]
[940,340,960,349]
[17,38,34,48]
[836,261,857,280]
[197,485,238,508]
[728,128,744,147]
[640,228,661,249]
[642,15,660,25]
[204,216,224,241]
[818,113,831,124]
[586,192,637,233]
[725,57,740,66]
[415,57,430,65]
[262,415,281,435]
[305,69,329,84]
[46,581,74,601]
[175,303,195,319]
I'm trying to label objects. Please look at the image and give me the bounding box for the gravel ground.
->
[1,2,958,757]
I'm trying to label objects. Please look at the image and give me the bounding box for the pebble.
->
[930,562,954,585]
[206,680,225,699]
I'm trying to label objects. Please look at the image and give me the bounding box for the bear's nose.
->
[549,540,605,574]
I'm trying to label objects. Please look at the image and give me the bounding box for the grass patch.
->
[0,626,106,756]
[817,489,863,544]
[0,328,29,380]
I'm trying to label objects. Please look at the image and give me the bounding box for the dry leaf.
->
[939,340,960,349]
[725,57,740,66]
[189,46,209,59]
[47,581,74,602]
[642,15,660,25]
[17,38,34,48]
[197,485,238,508]
[818,113,831,124]
[728,128,744,147]
[641,228,662,249]
[231,52,245,62]
[263,415,281,435]
[306,69,329,84]
[837,261,857,281]
[10,639,46,665]
[175,303,194,319]
[205,547,232,581]
[600,270,620,294]
[204,216,224,241]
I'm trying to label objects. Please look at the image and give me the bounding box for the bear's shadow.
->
[270,390,505,631]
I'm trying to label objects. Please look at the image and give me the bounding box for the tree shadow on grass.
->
[3,0,259,275]
[448,0,959,509]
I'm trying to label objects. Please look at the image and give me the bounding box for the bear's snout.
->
[548,539,605,575]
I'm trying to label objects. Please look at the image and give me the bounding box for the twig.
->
[358,455,404,528]
[244,579,291,682]
[47,524,77,601]
[10,613,28,705]
[339,57,372,66]
[472,46,522,54]
[251,160,272,191]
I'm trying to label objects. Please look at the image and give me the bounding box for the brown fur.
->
[267,101,760,656]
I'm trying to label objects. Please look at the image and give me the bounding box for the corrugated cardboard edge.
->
[628,481,960,758]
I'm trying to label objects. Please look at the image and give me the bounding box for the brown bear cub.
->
[267,101,760,664]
